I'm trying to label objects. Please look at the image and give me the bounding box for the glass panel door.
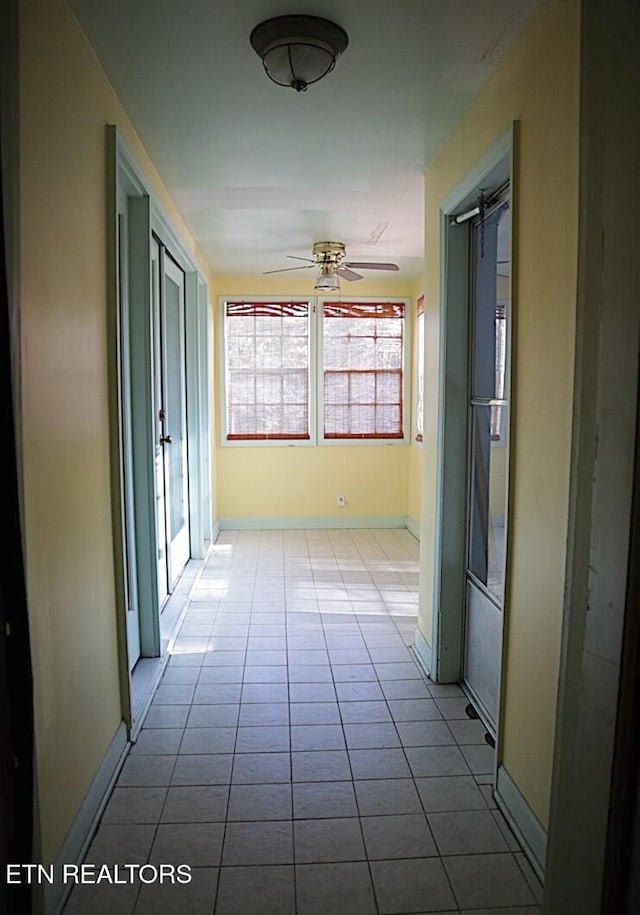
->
[152,239,190,602]
[160,250,190,590]
[462,195,511,732]
[151,237,169,607]
[119,213,141,670]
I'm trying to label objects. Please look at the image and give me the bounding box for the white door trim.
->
[107,126,212,732]
[431,124,515,687]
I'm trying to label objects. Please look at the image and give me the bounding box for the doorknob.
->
[160,435,172,444]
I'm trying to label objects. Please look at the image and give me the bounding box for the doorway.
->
[110,127,213,716]
[428,125,514,733]
[462,191,511,733]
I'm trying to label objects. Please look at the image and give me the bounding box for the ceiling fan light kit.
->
[249,15,349,92]
[314,264,341,293]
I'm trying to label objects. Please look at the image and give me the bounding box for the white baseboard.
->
[495,764,547,882]
[43,721,129,915]
[218,515,411,530]
[405,516,421,540]
[413,627,432,678]
[211,519,221,543]
[129,656,169,740]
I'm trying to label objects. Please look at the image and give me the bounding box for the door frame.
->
[106,126,212,730]
[430,124,516,754]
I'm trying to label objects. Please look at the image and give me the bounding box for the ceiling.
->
[69,0,539,283]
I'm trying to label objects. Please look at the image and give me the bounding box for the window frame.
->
[415,293,425,444]
[317,295,411,447]
[218,295,317,447]
[218,294,410,447]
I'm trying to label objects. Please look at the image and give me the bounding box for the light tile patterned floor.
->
[64,529,542,914]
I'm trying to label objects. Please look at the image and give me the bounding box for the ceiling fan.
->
[262,241,400,284]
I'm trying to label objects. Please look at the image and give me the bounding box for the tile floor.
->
[64,528,543,914]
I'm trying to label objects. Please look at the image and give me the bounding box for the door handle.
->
[160,435,172,444]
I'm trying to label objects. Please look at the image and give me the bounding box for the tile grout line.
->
[76,530,537,915]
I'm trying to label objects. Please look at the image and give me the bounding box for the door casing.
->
[430,124,516,767]
[107,126,212,729]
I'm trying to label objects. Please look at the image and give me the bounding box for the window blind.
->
[323,301,405,439]
[225,301,310,440]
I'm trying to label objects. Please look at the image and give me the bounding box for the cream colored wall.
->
[407,446,423,528]
[213,274,415,522]
[20,0,207,861]
[217,446,410,520]
[418,0,579,826]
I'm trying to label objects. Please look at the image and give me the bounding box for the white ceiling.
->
[69,0,539,283]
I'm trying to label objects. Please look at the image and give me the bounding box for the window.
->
[223,300,310,441]
[322,301,405,439]
[220,296,408,445]
[415,295,424,443]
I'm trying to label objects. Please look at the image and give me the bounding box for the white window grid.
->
[218,296,411,446]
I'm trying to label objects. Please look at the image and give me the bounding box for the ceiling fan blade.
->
[336,266,363,281]
[286,255,316,263]
[261,265,316,275]
[344,261,400,271]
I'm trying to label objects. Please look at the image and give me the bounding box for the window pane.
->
[225,302,310,440]
[325,371,349,404]
[323,302,405,439]
[468,404,507,600]
[376,371,401,402]
[351,372,375,402]
[376,403,401,433]
[471,206,511,402]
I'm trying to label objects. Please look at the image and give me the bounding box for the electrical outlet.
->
[336,495,346,508]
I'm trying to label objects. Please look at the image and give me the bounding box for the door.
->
[152,239,190,601]
[462,191,511,733]
[118,210,141,669]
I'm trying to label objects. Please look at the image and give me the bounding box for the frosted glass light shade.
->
[314,267,340,292]
[250,16,348,92]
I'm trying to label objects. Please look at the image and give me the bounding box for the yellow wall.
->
[20,0,206,861]
[217,446,410,520]
[418,0,579,826]
[212,274,416,522]
[407,445,423,528]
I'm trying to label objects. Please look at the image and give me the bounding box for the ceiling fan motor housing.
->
[312,241,346,264]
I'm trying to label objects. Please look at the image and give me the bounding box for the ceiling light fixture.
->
[314,264,341,293]
[249,15,349,92]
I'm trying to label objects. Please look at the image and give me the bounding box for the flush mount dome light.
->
[250,15,348,92]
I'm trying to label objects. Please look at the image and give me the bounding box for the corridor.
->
[64,529,542,914]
